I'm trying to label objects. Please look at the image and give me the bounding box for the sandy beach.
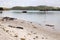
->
[0,17,60,40]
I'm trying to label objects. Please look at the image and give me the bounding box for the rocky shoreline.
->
[0,17,60,40]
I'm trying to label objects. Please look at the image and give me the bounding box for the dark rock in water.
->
[45,24,54,27]
[2,17,9,21]
[2,17,16,21]
[22,11,27,13]
[16,27,23,29]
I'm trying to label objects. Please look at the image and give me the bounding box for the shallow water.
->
[1,10,60,32]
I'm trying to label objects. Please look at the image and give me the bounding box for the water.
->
[1,10,60,32]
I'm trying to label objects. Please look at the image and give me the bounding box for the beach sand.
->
[0,17,60,40]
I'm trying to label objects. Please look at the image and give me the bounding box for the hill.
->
[11,6,60,11]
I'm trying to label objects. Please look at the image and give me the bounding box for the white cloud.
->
[0,0,60,7]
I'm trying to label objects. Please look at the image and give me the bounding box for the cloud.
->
[0,0,60,7]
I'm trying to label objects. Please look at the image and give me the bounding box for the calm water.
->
[1,10,60,32]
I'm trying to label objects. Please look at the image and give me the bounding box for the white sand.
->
[0,17,60,40]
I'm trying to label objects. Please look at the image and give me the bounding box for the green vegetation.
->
[1,5,60,11]
[11,6,60,11]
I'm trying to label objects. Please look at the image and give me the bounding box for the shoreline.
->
[0,17,60,40]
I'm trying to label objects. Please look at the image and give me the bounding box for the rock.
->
[8,25,13,28]
[2,17,9,21]
[36,36,38,38]
[2,17,16,21]
[6,30,9,32]
[42,37,44,39]
[22,11,27,13]
[9,18,15,20]
[14,35,18,37]
[20,38,25,40]
[16,27,23,29]
[45,24,54,27]
[33,38,35,39]
[8,25,15,28]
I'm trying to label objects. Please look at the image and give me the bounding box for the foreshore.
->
[0,17,60,40]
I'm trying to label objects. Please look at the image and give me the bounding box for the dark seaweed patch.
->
[16,27,23,29]
[45,24,54,27]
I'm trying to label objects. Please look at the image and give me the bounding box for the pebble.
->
[20,38,25,40]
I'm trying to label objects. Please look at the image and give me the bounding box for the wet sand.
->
[0,17,60,40]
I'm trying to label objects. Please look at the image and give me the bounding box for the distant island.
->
[1,5,60,11]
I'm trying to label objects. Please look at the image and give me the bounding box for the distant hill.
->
[11,6,60,11]
[1,6,60,11]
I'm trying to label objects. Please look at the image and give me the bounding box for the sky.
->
[0,0,60,8]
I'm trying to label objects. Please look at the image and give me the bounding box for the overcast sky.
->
[0,0,60,8]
